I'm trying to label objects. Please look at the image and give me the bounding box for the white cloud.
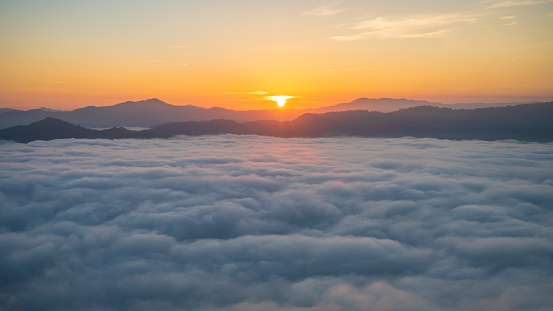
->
[1,136,553,310]
[483,0,553,9]
[500,15,518,25]
[303,1,347,16]
[331,14,479,41]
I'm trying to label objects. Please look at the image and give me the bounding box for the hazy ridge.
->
[0,98,535,130]
[1,102,552,143]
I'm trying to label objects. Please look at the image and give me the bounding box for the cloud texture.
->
[1,136,553,310]
[332,13,480,41]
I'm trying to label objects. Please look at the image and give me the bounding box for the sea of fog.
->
[1,135,552,311]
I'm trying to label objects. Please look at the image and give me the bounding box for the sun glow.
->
[265,96,294,108]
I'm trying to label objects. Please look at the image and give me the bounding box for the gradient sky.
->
[1,0,552,110]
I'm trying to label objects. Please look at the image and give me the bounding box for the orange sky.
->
[1,0,552,110]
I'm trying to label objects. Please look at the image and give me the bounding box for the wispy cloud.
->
[500,15,518,25]
[224,91,268,95]
[332,13,479,41]
[264,95,296,101]
[242,91,268,95]
[483,0,553,9]
[303,1,347,16]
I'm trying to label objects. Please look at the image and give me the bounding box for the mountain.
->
[447,101,537,109]
[0,98,300,129]
[0,108,18,114]
[0,118,138,143]
[2,102,552,143]
[0,118,97,142]
[283,103,553,141]
[0,98,542,130]
[0,109,59,129]
[308,98,526,113]
[37,107,66,112]
[310,98,439,113]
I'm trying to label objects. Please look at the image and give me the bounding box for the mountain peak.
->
[315,97,438,113]
[27,117,87,131]
[37,107,62,112]
[144,98,165,104]
[114,98,170,108]
[32,117,75,126]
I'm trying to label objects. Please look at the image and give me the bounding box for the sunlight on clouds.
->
[302,1,347,16]
[483,0,553,9]
[332,14,480,40]
[264,95,295,107]
[500,15,518,25]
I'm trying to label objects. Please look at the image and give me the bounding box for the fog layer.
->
[1,136,552,311]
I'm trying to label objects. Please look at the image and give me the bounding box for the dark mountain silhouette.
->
[309,97,534,114]
[0,118,137,143]
[0,98,540,130]
[0,118,96,142]
[446,101,536,109]
[289,103,553,141]
[310,98,438,113]
[1,102,552,143]
[0,98,299,129]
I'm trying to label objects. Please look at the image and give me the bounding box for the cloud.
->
[302,1,347,16]
[483,0,553,9]
[226,91,268,95]
[1,136,553,310]
[500,15,518,25]
[264,95,296,102]
[331,14,479,41]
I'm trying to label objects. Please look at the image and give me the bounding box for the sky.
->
[1,0,553,110]
[1,136,552,310]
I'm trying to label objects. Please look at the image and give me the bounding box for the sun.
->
[276,97,286,107]
[265,95,294,108]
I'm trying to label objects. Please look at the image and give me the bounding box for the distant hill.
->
[37,107,66,112]
[0,108,18,114]
[0,118,136,143]
[308,98,530,113]
[0,98,540,130]
[0,98,299,129]
[2,102,552,143]
[310,98,438,113]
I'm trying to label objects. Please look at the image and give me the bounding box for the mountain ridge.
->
[0,97,541,130]
[1,102,552,143]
